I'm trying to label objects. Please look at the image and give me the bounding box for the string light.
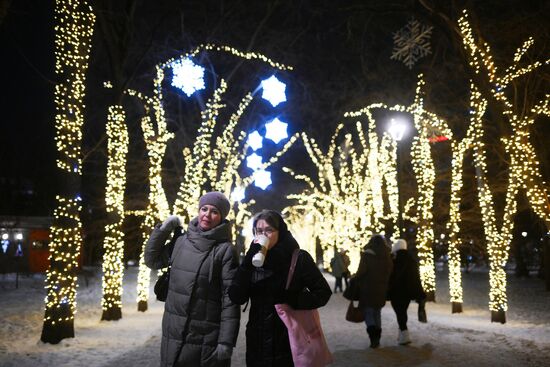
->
[458,10,550,322]
[100,105,128,320]
[41,0,95,343]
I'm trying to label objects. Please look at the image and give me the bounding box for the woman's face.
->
[255,219,279,249]
[198,204,222,230]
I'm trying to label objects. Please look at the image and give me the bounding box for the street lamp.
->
[388,118,408,239]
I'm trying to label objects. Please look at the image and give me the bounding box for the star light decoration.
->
[253,169,272,190]
[247,130,263,151]
[391,18,433,69]
[231,186,246,202]
[260,75,287,107]
[265,118,289,144]
[246,153,263,171]
[171,58,206,96]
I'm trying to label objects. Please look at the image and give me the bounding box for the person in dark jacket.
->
[387,239,426,345]
[228,209,332,367]
[144,191,240,367]
[355,234,393,348]
[330,247,345,293]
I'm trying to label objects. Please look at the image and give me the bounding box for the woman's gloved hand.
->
[159,215,181,232]
[241,243,262,269]
[215,343,233,360]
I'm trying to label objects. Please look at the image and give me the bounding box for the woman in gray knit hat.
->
[145,191,240,367]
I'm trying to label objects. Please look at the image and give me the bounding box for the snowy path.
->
[1,267,549,366]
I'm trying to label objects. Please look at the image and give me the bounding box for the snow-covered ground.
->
[1,265,549,367]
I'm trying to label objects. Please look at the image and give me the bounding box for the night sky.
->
[0,0,56,216]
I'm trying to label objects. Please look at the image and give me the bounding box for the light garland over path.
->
[41,0,95,344]
[458,10,550,323]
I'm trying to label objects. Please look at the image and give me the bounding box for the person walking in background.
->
[144,191,240,367]
[330,247,345,293]
[387,239,426,345]
[355,234,393,348]
[228,209,332,366]
[341,249,351,290]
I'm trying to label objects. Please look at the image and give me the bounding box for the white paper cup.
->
[252,235,269,267]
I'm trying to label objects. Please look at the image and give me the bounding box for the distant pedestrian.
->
[341,249,351,290]
[355,234,393,348]
[387,239,426,345]
[330,247,345,293]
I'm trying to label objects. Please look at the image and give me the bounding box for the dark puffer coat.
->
[228,218,331,367]
[387,249,425,302]
[144,218,240,367]
[355,236,393,308]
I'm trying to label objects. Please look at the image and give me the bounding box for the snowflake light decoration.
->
[171,58,205,96]
[391,18,433,69]
[260,75,287,107]
[265,118,288,144]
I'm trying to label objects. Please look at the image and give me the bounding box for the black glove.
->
[242,243,262,269]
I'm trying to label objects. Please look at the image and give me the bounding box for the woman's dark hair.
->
[366,234,388,249]
[252,210,282,234]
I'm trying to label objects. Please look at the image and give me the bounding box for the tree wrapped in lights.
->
[154,45,294,233]
[41,0,95,344]
[458,10,550,323]
[101,105,128,321]
[124,45,296,311]
[285,120,398,273]
[125,88,173,312]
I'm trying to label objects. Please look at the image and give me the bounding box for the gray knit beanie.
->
[199,191,231,219]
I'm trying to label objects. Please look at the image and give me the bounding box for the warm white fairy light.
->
[458,10,550,322]
[42,0,95,342]
[101,105,128,320]
[151,46,295,244]
[125,88,173,311]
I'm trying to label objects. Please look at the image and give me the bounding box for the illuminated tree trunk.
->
[411,135,437,302]
[101,105,128,321]
[41,0,95,344]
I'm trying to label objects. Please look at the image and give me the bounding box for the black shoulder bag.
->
[154,226,183,302]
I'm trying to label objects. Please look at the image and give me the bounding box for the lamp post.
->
[388,118,407,239]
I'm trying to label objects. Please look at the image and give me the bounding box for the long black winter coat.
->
[387,249,425,302]
[228,230,331,367]
[355,238,393,309]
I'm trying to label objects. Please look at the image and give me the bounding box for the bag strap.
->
[168,226,184,266]
[285,249,301,290]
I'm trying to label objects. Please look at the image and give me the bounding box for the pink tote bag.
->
[275,249,333,367]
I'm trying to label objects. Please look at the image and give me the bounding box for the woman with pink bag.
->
[229,210,332,366]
